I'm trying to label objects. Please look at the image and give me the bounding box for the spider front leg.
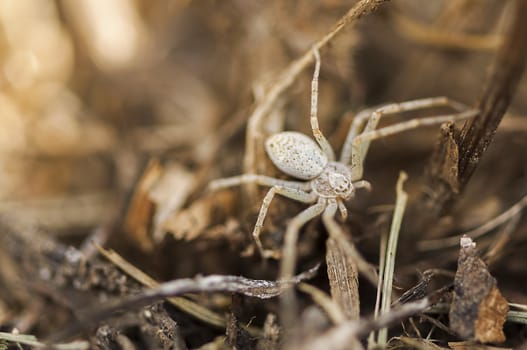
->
[279,198,327,329]
[253,186,318,259]
[342,99,478,180]
[310,48,336,161]
[208,174,309,192]
[340,97,470,165]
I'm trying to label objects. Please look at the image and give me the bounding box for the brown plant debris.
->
[296,298,430,350]
[123,158,162,251]
[449,236,509,343]
[413,0,527,232]
[2,1,527,349]
[51,264,320,342]
[427,123,461,195]
[325,237,360,320]
[95,244,229,329]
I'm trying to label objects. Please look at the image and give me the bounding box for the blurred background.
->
[1,0,522,233]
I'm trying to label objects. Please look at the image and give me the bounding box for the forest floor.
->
[1,1,527,349]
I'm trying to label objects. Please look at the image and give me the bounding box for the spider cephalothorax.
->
[312,162,355,199]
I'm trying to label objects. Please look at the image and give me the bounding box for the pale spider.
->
[209,48,477,282]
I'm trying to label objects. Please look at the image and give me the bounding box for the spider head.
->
[328,172,354,199]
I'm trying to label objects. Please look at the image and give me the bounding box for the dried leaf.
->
[162,191,235,241]
[123,160,197,249]
[123,159,162,250]
[429,123,460,194]
[148,162,196,242]
[449,236,509,343]
[325,237,359,320]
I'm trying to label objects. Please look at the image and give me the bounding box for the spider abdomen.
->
[265,131,328,180]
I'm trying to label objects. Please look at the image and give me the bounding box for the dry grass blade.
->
[394,336,447,349]
[389,10,503,51]
[506,303,527,325]
[95,244,227,329]
[368,226,388,349]
[509,303,527,311]
[0,332,88,350]
[377,171,409,345]
[418,192,527,251]
[507,310,527,325]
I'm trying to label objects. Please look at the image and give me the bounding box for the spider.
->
[209,48,478,283]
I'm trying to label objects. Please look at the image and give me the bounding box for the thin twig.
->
[417,192,527,251]
[0,332,88,350]
[49,264,319,342]
[243,0,390,190]
[367,226,387,349]
[390,10,503,51]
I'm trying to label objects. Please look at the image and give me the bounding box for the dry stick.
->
[458,1,527,185]
[418,192,527,251]
[48,264,320,343]
[484,213,521,266]
[412,0,527,234]
[243,0,390,186]
[367,224,388,348]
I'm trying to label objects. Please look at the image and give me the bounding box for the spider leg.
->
[253,186,318,259]
[279,198,326,329]
[322,199,378,286]
[337,200,348,220]
[310,48,336,161]
[340,97,470,166]
[348,105,478,181]
[208,174,309,191]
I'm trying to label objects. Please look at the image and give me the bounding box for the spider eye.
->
[329,173,351,194]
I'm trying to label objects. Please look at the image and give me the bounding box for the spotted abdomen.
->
[265,131,328,180]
